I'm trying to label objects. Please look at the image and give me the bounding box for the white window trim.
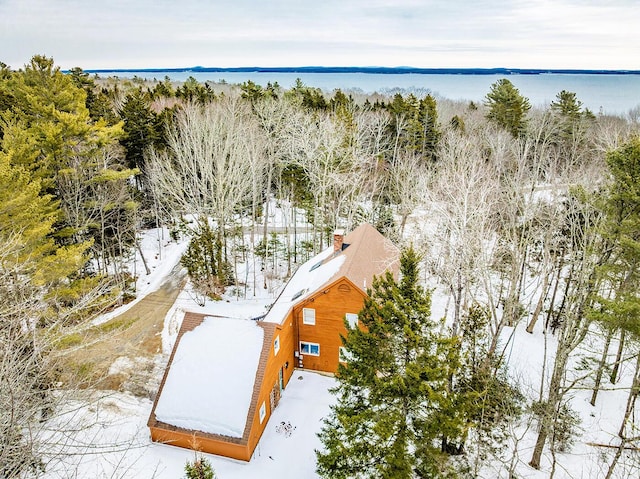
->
[274,335,280,356]
[259,401,267,423]
[345,313,358,329]
[300,341,320,356]
[302,307,316,325]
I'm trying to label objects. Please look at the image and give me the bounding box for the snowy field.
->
[44,371,335,479]
[42,208,640,478]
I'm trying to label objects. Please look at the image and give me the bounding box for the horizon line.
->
[77,66,640,75]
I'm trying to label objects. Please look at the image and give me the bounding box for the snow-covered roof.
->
[263,223,400,324]
[153,316,264,438]
[262,245,345,324]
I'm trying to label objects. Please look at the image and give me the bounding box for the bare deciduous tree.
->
[529,192,606,470]
[426,128,500,335]
[146,96,266,241]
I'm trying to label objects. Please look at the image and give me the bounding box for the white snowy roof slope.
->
[263,223,400,324]
[262,245,345,324]
[154,316,264,438]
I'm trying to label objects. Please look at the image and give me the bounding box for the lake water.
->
[109,71,640,115]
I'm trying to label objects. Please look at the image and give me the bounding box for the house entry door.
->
[270,382,281,410]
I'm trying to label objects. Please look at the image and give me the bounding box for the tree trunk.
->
[551,263,575,333]
[262,191,270,290]
[154,194,162,261]
[526,268,551,334]
[516,244,528,309]
[487,320,503,359]
[539,329,549,402]
[400,212,409,239]
[293,196,298,264]
[610,329,626,384]
[450,269,463,336]
[529,343,568,469]
[284,201,291,278]
[617,352,640,439]
[137,243,151,275]
[544,254,564,330]
[604,353,640,479]
[590,328,613,406]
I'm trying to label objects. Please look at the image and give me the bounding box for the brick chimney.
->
[333,229,345,253]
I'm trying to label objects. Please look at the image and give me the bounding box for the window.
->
[339,347,353,363]
[300,341,320,356]
[345,313,358,329]
[259,401,266,423]
[274,335,280,356]
[292,288,307,301]
[309,261,324,271]
[303,308,316,325]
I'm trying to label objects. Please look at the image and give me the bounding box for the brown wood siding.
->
[278,312,297,387]
[295,278,366,373]
[245,315,296,455]
[149,426,252,461]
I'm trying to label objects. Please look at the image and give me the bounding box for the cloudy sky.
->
[1,0,638,70]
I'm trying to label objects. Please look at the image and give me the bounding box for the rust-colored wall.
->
[276,314,297,387]
[244,318,296,457]
[149,426,251,461]
[295,278,366,373]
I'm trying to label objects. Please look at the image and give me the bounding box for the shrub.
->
[184,456,216,479]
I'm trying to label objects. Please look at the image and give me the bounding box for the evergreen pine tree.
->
[418,94,440,161]
[587,137,640,477]
[120,88,161,175]
[0,151,95,476]
[175,76,216,105]
[484,79,531,138]
[0,61,13,118]
[181,220,232,300]
[549,90,594,157]
[594,137,640,337]
[317,247,469,479]
[550,90,582,119]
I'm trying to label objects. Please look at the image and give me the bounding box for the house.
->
[147,223,400,461]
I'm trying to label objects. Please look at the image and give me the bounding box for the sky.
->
[1,0,639,70]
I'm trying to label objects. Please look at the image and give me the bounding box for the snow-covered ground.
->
[92,226,189,326]
[43,205,640,478]
[43,371,335,479]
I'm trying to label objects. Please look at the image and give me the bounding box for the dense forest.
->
[1,55,639,478]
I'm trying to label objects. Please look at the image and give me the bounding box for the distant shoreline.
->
[79,66,640,76]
